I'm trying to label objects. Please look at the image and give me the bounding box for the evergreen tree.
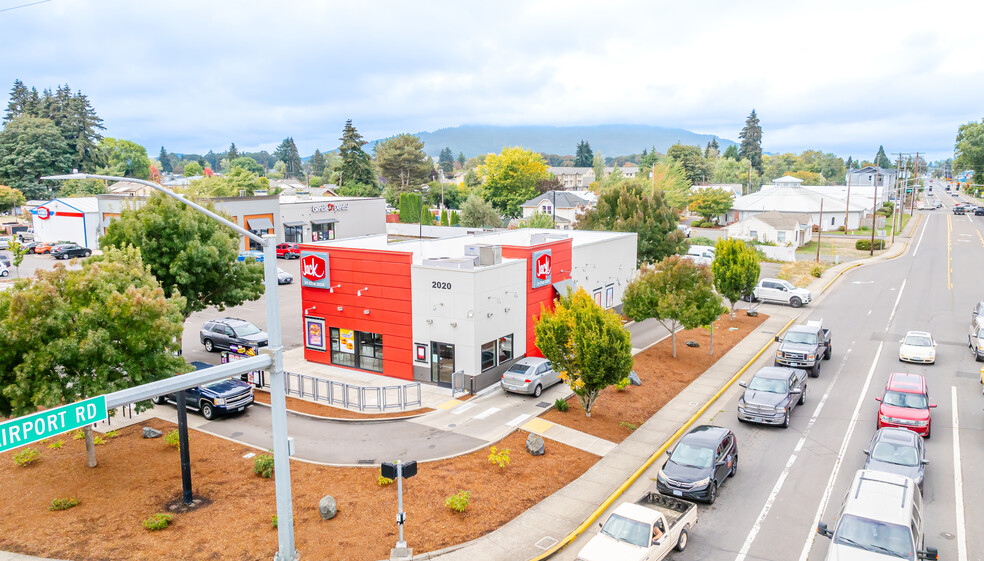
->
[438,147,454,175]
[3,79,28,122]
[457,151,466,167]
[874,145,891,168]
[338,120,377,187]
[0,116,73,199]
[311,149,326,176]
[228,142,239,161]
[159,146,172,173]
[574,140,594,167]
[738,109,763,173]
[204,149,219,171]
[722,144,740,160]
[274,137,303,179]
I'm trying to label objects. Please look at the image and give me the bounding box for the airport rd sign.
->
[0,396,108,453]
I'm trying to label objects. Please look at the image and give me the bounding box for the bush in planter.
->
[445,490,470,512]
[855,239,886,251]
[142,513,173,531]
[253,453,275,478]
[553,398,569,412]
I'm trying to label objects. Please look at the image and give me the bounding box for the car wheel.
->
[790,296,802,308]
[533,384,542,398]
[0,270,6,277]
[924,425,930,440]
[810,362,820,378]
[706,481,718,505]
[42,249,49,254]
[152,396,166,405]
[781,411,790,429]
[82,250,91,257]
[675,526,690,552]
[203,339,214,352]
[798,386,806,405]
[823,346,831,360]
[201,402,216,420]
[729,455,738,477]
[976,349,983,362]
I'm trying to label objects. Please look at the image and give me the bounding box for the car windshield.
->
[882,390,928,409]
[777,280,795,290]
[599,514,650,548]
[833,514,914,559]
[748,377,787,393]
[903,335,932,347]
[785,332,817,345]
[670,442,715,469]
[870,441,919,467]
[235,324,262,337]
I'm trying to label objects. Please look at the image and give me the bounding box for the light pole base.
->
[390,546,413,561]
[273,550,299,561]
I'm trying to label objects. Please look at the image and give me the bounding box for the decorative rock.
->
[746,310,759,317]
[628,371,642,386]
[142,427,162,439]
[685,340,700,348]
[319,495,337,520]
[526,433,546,456]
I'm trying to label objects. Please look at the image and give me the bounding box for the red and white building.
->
[298,229,637,389]
[30,197,101,249]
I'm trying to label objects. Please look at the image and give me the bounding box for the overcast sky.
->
[1,0,979,162]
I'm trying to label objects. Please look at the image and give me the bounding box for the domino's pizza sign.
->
[300,251,330,289]
[531,249,552,289]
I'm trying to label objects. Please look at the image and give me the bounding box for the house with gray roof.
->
[520,191,592,230]
[728,177,869,230]
[726,211,814,247]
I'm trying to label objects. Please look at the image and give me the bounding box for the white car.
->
[277,267,293,285]
[750,278,813,308]
[677,223,692,238]
[899,330,936,364]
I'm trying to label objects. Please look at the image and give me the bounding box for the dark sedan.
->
[976,207,984,216]
[51,243,92,259]
[655,425,738,504]
[862,427,928,491]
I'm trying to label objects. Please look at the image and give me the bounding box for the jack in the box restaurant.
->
[297,229,637,391]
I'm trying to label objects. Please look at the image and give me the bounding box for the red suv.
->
[875,373,936,438]
[276,242,300,259]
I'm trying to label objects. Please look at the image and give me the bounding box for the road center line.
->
[912,214,929,256]
[797,341,884,561]
[951,386,967,561]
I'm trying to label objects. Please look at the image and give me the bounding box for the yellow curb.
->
[436,399,464,410]
[521,418,554,434]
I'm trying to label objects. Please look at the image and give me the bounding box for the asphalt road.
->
[559,178,980,560]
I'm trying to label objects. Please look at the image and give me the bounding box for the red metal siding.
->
[299,245,415,380]
[501,238,572,358]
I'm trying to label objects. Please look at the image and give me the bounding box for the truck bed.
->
[634,492,696,527]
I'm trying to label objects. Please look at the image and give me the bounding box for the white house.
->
[728,176,869,231]
[726,211,814,247]
[520,191,592,230]
[848,166,897,188]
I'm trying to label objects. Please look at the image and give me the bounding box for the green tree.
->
[99,137,151,179]
[574,140,594,167]
[450,210,460,225]
[955,120,984,187]
[463,168,481,188]
[648,163,692,210]
[711,238,760,318]
[337,182,381,197]
[688,187,734,224]
[0,116,72,199]
[274,137,303,179]
[739,110,763,173]
[227,156,263,176]
[665,143,711,185]
[639,146,661,171]
[338,120,378,187]
[457,151,466,167]
[459,194,501,228]
[59,178,106,196]
[3,80,29,122]
[375,134,432,192]
[227,142,239,161]
[186,167,269,197]
[99,193,264,318]
[519,212,556,229]
[440,208,449,226]
[158,147,172,174]
[712,157,758,189]
[478,147,549,217]
[623,256,724,357]
[578,181,685,266]
[310,149,325,177]
[438,147,454,176]
[0,184,25,214]
[7,239,28,277]
[874,145,892,168]
[534,287,632,417]
[399,192,421,224]
[592,153,605,185]
[722,144,739,160]
[204,150,219,172]
[183,161,203,176]
[0,246,187,467]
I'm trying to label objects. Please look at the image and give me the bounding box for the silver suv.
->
[200,318,268,352]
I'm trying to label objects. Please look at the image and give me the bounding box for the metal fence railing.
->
[279,371,422,412]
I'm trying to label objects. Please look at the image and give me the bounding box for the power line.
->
[0,0,51,13]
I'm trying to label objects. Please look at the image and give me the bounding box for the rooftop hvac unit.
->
[297,190,310,200]
[464,244,501,266]
[421,256,477,270]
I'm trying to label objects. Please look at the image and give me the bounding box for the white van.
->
[683,245,715,266]
[817,470,937,560]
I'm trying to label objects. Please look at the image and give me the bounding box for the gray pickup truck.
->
[576,492,697,561]
[774,320,831,377]
[737,366,807,428]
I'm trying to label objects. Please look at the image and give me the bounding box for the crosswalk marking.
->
[473,407,500,420]
[450,402,477,415]
[505,414,531,427]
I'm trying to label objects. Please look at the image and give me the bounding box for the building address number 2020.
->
[432,281,452,290]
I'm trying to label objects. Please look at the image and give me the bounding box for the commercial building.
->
[297,228,637,390]
[279,195,386,243]
[30,197,101,249]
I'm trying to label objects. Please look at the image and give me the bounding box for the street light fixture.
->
[43,173,298,561]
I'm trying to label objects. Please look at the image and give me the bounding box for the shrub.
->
[271,515,278,528]
[93,436,106,446]
[487,446,511,469]
[164,430,180,450]
[378,475,394,486]
[837,225,846,232]
[615,377,630,390]
[445,490,470,513]
[855,239,886,251]
[13,448,40,466]
[47,440,64,450]
[689,236,716,246]
[104,430,119,439]
[810,265,824,278]
[253,453,275,478]
[142,513,173,531]
[308,176,324,188]
[72,430,84,440]
[553,398,569,412]
[49,498,79,511]
[619,421,637,431]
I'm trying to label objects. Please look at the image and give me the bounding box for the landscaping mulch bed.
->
[541,311,768,443]
[252,390,434,419]
[0,419,597,561]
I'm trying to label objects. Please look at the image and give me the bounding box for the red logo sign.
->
[36,207,50,220]
[535,253,551,281]
[301,254,327,283]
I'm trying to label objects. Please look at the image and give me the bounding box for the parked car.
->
[276,242,301,259]
[277,267,293,285]
[737,366,807,428]
[500,357,560,397]
[237,250,264,263]
[576,492,697,560]
[51,243,92,259]
[968,316,984,361]
[152,366,254,421]
[655,425,737,504]
[774,320,832,377]
[976,207,984,216]
[875,373,936,438]
[0,253,10,267]
[750,278,813,308]
[682,245,715,266]
[0,236,10,250]
[16,228,34,241]
[200,318,269,352]
[677,223,692,238]
[0,260,8,277]
[863,427,928,491]
[19,241,39,253]
[35,240,71,254]
[898,330,936,364]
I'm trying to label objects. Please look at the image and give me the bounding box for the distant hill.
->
[401,124,736,159]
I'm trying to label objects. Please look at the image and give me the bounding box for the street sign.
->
[0,396,108,453]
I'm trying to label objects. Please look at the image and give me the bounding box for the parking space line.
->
[952,386,967,561]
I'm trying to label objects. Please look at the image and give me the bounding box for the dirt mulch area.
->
[0,419,597,561]
[542,311,768,443]
[252,390,434,420]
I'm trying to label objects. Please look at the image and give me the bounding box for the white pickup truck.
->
[576,492,697,561]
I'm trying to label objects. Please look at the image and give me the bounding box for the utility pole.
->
[844,165,853,232]
[910,152,919,216]
[870,172,879,257]
[892,156,902,243]
[816,198,823,263]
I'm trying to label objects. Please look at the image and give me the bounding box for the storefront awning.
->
[311,218,339,225]
[247,217,274,230]
[283,221,306,227]
[552,278,577,297]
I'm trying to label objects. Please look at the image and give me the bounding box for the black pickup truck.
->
[774,320,831,377]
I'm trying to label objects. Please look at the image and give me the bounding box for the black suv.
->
[51,243,92,259]
[200,318,269,352]
[655,425,738,504]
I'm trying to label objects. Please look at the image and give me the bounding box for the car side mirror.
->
[817,522,833,538]
[862,448,869,455]
[598,522,603,530]
[716,459,726,467]
[922,459,930,464]
[918,546,938,560]
[652,539,661,546]
[739,381,747,388]
[929,403,937,408]
[775,336,781,342]
[898,339,904,344]
[790,388,801,394]
[874,397,881,402]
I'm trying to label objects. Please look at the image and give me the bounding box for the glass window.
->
[330,328,355,368]
[498,335,513,364]
[330,328,383,372]
[284,225,303,243]
[778,231,786,243]
[359,331,384,373]
[312,222,335,242]
[749,230,757,238]
[481,341,496,371]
